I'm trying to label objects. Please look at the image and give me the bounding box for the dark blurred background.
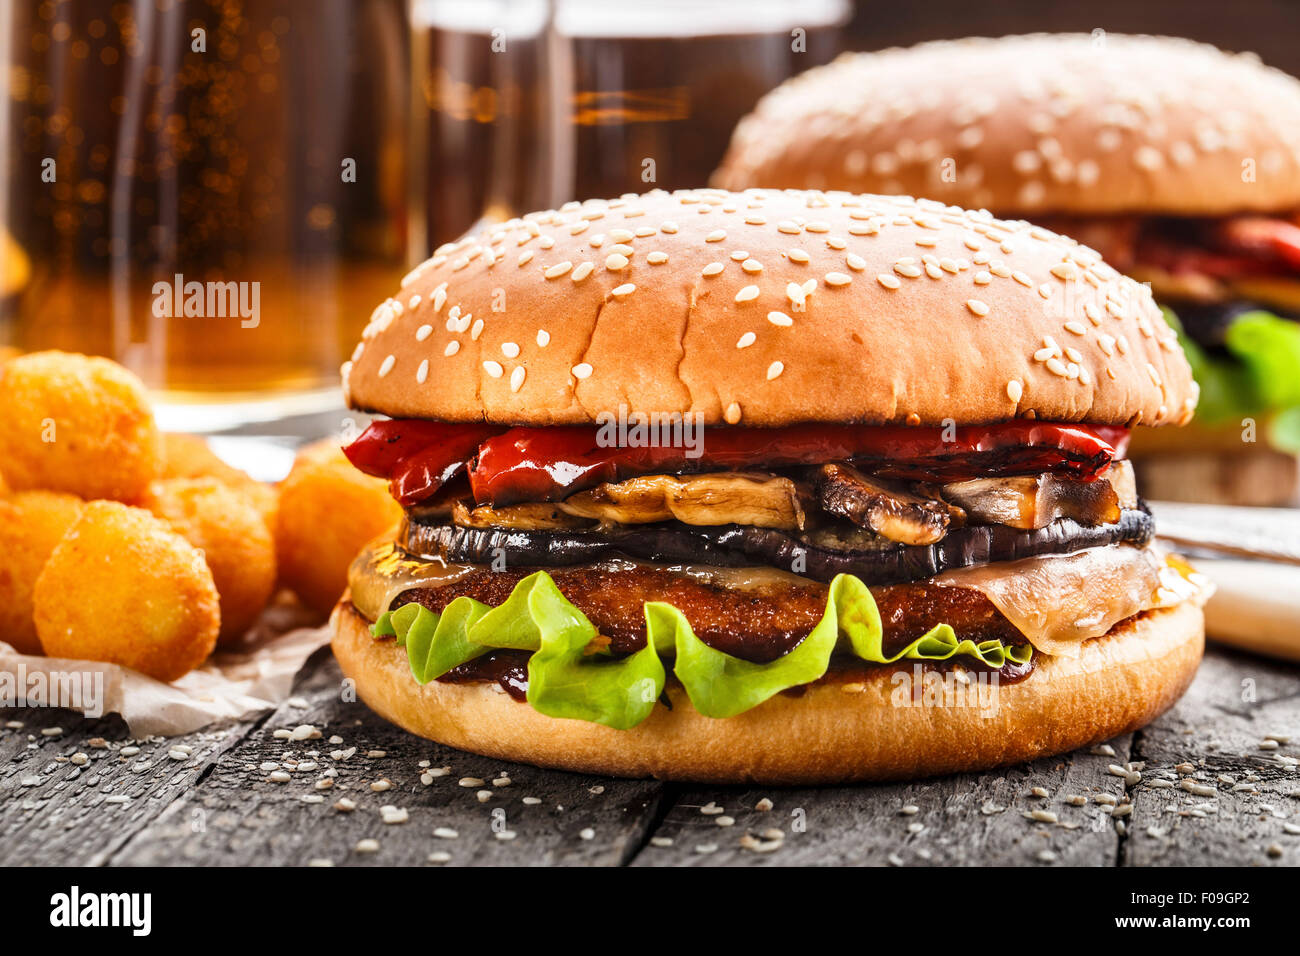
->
[843,0,1300,76]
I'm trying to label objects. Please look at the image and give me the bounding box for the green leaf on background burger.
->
[371,611,397,639]
[1223,310,1300,409]
[1270,405,1300,454]
[1162,307,1300,437]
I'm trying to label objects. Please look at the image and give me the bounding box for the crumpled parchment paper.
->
[0,601,331,737]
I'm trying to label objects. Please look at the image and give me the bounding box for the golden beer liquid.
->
[411,0,848,252]
[1,0,409,405]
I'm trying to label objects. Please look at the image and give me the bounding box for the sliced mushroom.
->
[558,472,808,531]
[814,463,954,546]
[452,500,595,531]
[942,461,1136,530]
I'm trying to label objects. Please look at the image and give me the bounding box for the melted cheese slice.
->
[933,544,1200,657]
[347,539,477,623]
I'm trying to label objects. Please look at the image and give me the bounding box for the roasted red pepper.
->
[1216,216,1300,272]
[468,421,1128,507]
[345,419,1128,508]
[343,420,503,506]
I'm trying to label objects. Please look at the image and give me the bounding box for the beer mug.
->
[1,0,410,430]
[411,0,849,252]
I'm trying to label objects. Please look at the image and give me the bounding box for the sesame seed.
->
[415,324,433,341]
[788,249,810,264]
[846,253,866,271]
[824,272,851,287]
[1012,271,1033,288]
[742,259,763,274]
[647,251,668,265]
[483,360,503,378]
[705,229,726,242]
[444,340,460,356]
[1064,321,1087,335]
[1046,357,1068,377]
[608,243,634,256]
[570,261,594,282]
[966,299,989,317]
[735,285,760,303]
[1007,380,1023,402]
[471,319,484,340]
[1135,145,1164,170]
[724,401,742,424]
[737,332,756,349]
[767,361,784,380]
[605,253,629,271]
[611,283,636,299]
[544,261,573,279]
[416,359,429,384]
[702,262,724,277]
[572,363,593,380]
[510,366,526,392]
[536,329,550,347]
[877,274,901,289]
[501,341,520,358]
[378,355,395,377]
[767,311,793,327]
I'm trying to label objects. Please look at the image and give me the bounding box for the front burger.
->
[331,188,1208,784]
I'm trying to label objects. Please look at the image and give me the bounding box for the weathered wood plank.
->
[0,704,263,866]
[631,742,1134,867]
[1121,646,1300,867]
[110,653,671,866]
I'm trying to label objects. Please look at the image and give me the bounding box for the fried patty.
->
[394,564,1022,664]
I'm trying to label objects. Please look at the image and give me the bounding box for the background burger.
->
[331,188,1206,784]
[713,34,1300,505]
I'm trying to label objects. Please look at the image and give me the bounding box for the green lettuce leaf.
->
[386,570,1030,728]
[513,572,664,729]
[371,611,397,640]
[388,598,492,683]
[648,599,838,718]
[1163,307,1300,442]
[833,573,1032,668]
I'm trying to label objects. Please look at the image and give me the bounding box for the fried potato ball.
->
[159,432,279,530]
[0,351,161,501]
[276,444,401,617]
[161,433,251,485]
[0,491,84,655]
[33,501,219,681]
[141,478,277,645]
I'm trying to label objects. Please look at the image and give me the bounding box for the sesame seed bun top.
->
[713,34,1300,217]
[343,188,1197,428]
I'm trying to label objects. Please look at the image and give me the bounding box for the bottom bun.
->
[330,600,1204,784]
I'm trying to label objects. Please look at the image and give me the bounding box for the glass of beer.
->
[1,0,410,430]
[411,0,849,253]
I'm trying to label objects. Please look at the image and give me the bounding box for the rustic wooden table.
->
[1,643,1296,867]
